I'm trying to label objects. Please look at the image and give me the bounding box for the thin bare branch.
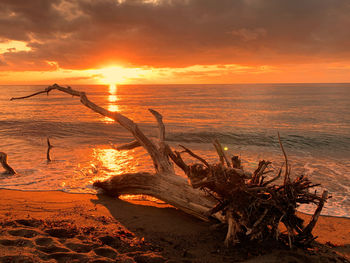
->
[301,190,328,237]
[251,160,271,185]
[46,137,53,162]
[166,147,189,173]
[278,132,289,184]
[262,163,284,186]
[179,144,210,168]
[0,152,16,175]
[213,139,231,167]
[110,140,141,151]
[149,108,165,142]
[10,90,50,101]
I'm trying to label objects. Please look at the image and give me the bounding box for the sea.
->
[0,84,349,217]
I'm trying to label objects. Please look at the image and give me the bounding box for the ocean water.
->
[0,84,349,217]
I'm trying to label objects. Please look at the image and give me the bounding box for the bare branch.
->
[262,163,284,186]
[179,144,210,168]
[110,140,141,151]
[278,132,289,184]
[301,190,328,238]
[251,160,271,185]
[149,108,165,142]
[46,137,53,162]
[10,89,50,101]
[213,139,231,167]
[0,152,16,175]
[165,146,189,173]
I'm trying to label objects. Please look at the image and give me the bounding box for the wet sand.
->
[0,189,349,262]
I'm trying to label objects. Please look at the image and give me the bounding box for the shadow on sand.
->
[90,194,237,262]
[90,194,350,263]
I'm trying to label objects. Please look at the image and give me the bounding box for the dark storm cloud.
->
[1,0,350,70]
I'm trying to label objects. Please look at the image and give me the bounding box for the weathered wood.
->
[300,190,328,239]
[278,132,289,184]
[148,109,165,142]
[93,172,217,222]
[11,84,219,222]
[11,84,329,248]
[179,145,210,168]
[213,139,231,167]
[110,140,141,151]
[46,138,53,162]
[0,152,16,175]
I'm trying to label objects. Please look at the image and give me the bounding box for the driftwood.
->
[11,84,329,247]
[47,137,53,162]
[11,84,220,222]
[176,139,328,247]
[0,152,16,175]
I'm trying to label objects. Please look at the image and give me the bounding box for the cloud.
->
[229,28,267,42]
[0,0,350,71]
[0,58,8,66]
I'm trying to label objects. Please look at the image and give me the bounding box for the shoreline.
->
[2,187,349,219]
[0,189,349,262]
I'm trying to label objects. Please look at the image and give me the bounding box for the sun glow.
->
[94,66,150,85]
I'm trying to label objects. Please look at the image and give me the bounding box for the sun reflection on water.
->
[109,95,118,103]
[109,84,117,94]
[88,148,136,183]
[104,84,120,122]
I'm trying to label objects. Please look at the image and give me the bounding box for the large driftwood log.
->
[11,84,329,247]
[10,84,221,222]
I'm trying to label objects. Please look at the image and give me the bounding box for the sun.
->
[94,65,149,85]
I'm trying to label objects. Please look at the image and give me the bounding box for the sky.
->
[1,0,350,85]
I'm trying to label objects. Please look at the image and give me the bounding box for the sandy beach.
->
[0,189,349,262]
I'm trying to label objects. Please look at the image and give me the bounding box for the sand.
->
[0,189,349,263]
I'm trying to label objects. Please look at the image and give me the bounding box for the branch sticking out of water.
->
[0,152,16,175]
[47,138,53,162]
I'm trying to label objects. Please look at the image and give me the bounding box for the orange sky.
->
[1,0,350,85]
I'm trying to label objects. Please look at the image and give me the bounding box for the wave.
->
[1,120,349,155]
[166,131,350,152]
[0,120,128,139]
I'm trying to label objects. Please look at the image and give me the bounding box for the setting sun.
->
[93,66,152,85]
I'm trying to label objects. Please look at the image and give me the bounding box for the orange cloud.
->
[0,0,350,83]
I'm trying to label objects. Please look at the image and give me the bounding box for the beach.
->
[1,0,350,261]
[0,189,349,262]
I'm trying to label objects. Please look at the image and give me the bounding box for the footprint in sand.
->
[65,241,93,253]
[0,218,165,263]
[34,237,54,246]
[45,228,78,238]
[46,252,89,262]
[0,255,37,263]
[98,235,122,249]
[36,244,70,254]
[8,228,40,238]
[0,238,34,247]
[15,218,43,227]
[93,247,119,259]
